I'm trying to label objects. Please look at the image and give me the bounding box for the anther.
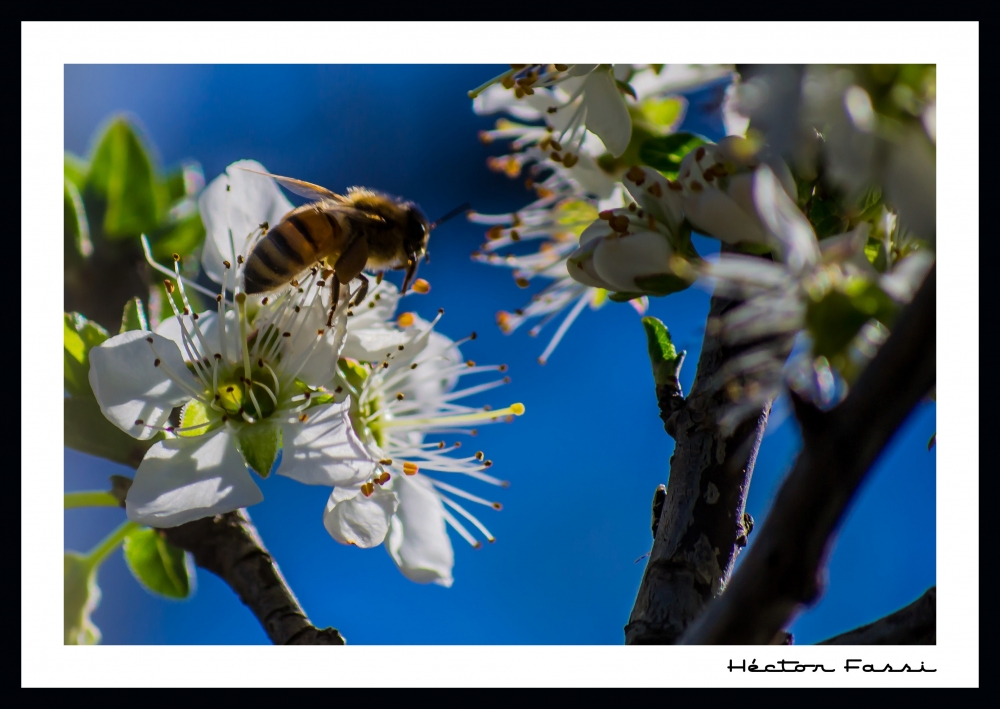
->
[397,345,405,351]
[466,360,475,367]
[216,294,223,303]
[382,361,389,369]
[376,472,391,485]
[499,364,508,372]
[598,210,613,221]
[335,386,343,393]
[410,363,418,369]
[237,255,245,264]
[475,451,484,461]
[412,279,431,294]
[223,260,231,269]
[396,393,405,401]
[361,482,375,498]
[282,332,291,338]
[146,337,153,343]
[299,413,308,422]
[402,462,419,475]
[261,297,269,305]
[226,386,234,393]
[380,459,393,465]
[470,332,477,340]
[437,441,445,449]
[647,182,663,197]
[397,312,415,327]
[484,460,494,468]
[626,166,646,185]
[154,358,161,367]
[164,280,175,294]
[258,358,264,368]
[492,502,503,510]
[134,419,144,425]
[236,293,247,304]
[172,253,180,262]
[515,277,530,288]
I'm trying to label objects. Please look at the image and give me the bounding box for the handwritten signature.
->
[728,659,937,673]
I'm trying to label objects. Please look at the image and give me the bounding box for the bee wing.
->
[235,167,345,202]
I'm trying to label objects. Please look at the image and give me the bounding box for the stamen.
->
[379,403,524,430]
[440,496,495,543]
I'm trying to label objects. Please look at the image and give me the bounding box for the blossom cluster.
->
[88,162,523,587]
[468,64,734,363]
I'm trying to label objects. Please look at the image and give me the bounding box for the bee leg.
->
[334,237,370,285]
[351,273,370,307]
[400,248,419,294]
[330,273,342,319]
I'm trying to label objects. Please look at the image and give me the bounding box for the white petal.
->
[324,484,398,548]
[281,294,346,387]
[342,324,412,362]
[880,251,935,303]
[622,166,683,232]
[753,165,819,273]
[126,429,263,527]
[398,330,464,407]
[583,70,632,158]
[593,229,674,293]
[88,330,193,440]
[154,310,240,365]
[567,238,613,289]
[684,190,767,245]
[279,401,376,486]
[386,475,454,587]
[199,160,295,285]
[702,254,791,291]
[565,152,617,200]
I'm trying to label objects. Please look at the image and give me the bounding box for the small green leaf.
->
[64,179,92,265]
[634,272,694,297]
[615,78,637,99]
[638,132,709,176]
[636,97,684,132]
[123,528,193,599]
[86,117,159,239]
[119,297,149,334]
[64,553,101,645]
[64,312,109,398]
[64,152,89,191]
[864,236,888,272]
[642,316,685,387]
[236,424,283,478]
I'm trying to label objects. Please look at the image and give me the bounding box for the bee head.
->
[403,204,430,258]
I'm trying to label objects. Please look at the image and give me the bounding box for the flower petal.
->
[279,401,377,486]
[622,166,683,232]
[386,475,454,587]
[567,238,613,289]
[88,330,193,440]
[752,165,819,273]
[126,428,263,527]
[200,160,295,286]
[324,484,398,548]
[583,69,632,158]
[683,190,768,246]
[281,294,346,387]
[593,229,675,294]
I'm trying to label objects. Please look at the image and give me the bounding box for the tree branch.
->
[817,587,936,645]
[626,249,779,644]
[679,265,936,645]
[162,510,345,645]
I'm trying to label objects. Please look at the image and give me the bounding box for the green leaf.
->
[864,235,888,272]
[64,179,92,265]
[638,132,709,176]
[805,280,898,359]
[119,297,149,334]
[236,424,283,478]
[65,396,157,466]
[642,316,685,387]
[634,272,694,297]
[636,97,685,132]
[64,152,89,191]
[123,528,193,599]
[615,78,637,99]
[86,117,159,239]
[64,553,101,645]
[64,312,109,398]
[148,212,206,262]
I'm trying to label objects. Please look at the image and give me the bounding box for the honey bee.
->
[238,168,432,309]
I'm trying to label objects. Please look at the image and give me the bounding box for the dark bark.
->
[162,510,345,645]
[818,587,936,645]
[625,262,775,644]
[679,265,936,645]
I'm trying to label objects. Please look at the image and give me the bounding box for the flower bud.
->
[568,209,694,296]
[678,136,796,247]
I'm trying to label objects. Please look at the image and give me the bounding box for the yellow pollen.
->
[412,279,431,294]
[397,312,416,327]
[402,462,419,475]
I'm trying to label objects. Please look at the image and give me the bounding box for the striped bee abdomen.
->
[243,208,341,294]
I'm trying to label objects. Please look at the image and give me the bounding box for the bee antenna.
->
[430,202,472,229]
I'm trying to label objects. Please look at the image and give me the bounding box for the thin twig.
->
[162,510,345,645]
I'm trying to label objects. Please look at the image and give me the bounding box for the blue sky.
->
[64,65,936,645]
